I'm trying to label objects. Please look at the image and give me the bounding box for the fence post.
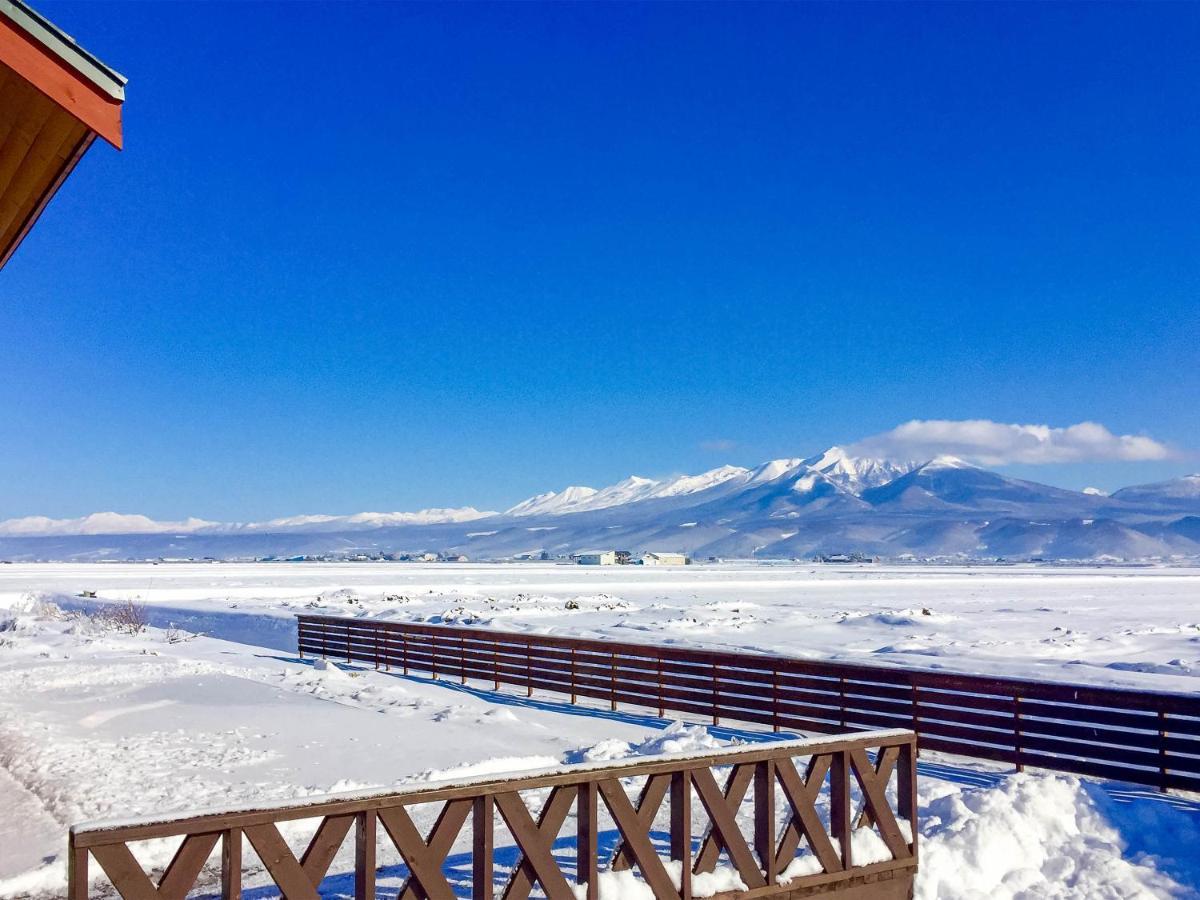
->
[671,771,692,900]
[610,651,617,712]
[898,738,918,858]
[297,620,304,659]
[473,796,494,900]
[403,633,409,676]
[461,634,467,685]
[838,677,847,729]
[830,751,852,870]
[321,623,327,660]
[345,623,352,664]
[221,827,242,900]
[1014,693,1024,773]
[755,760,777,884]
[373,631,379,670]
[911,683,920,757]
[1159,710,1170,793]
[525,639,533,698]
[771,669,780,733]
[712,662,719,726]
[493,638,500,692]
[570,648,577,704]
[66,832,87,900]
[355,810,376,900]
[577,782,599,899]
[657,657,665,719]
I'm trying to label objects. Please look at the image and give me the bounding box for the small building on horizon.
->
[572,550,617,566]
[640,551,689,566]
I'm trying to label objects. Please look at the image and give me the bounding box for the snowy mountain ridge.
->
[2,450,1200,561]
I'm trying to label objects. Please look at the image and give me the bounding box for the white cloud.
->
[848,419,1176,466]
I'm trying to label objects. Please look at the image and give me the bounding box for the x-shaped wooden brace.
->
[690,765,767,888]
[597,778,681,900]
[496,787,577,900]
[90,831,221,900]
[379,800,472,900]
[242,814,356,900]
[774,754,842,876]
[848,748,911,860]
[609,773,670,872]
[853,745,899,829]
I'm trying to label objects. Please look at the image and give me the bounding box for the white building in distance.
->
[572,550,618,565]
[640,551,689,566]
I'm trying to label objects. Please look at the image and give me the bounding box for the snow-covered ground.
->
[1,562,1199,898]
[5,561,1199,692]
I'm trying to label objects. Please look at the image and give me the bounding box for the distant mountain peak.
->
[505,486,598,517]
[922,454,973,470]
[801,446,919,492]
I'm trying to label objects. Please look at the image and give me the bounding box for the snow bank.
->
[916,773,1190,899]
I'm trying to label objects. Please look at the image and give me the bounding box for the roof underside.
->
[0,0,123,270]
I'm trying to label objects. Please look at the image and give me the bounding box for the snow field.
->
[0,564,1198,897]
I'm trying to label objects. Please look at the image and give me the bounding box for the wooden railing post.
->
[755,760,777,884]
[610,651,617,712]
[656,657,665,718]
[1014,693,1024,773]
[911,682,920,757]
[355,810,376,900]
[771,669,780,733]
[492,637,500,691]
[712,662,719,726]
[461,634,467,685]
[570,647,577,704]
[221,827,242,900]
[898,738,918,859]
[577,782,598,899]
[830,751,852,869]
[473,796,494,900]
[525,639,533,697]
[1159,710,1169,793]
[671,770,692,900]
[66,832,87,900]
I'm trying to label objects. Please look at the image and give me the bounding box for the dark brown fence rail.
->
[69,730,917,900]
[298,614,1200,793]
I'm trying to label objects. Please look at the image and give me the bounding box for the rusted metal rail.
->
[298,614,1200,793]
[68,730,917,900]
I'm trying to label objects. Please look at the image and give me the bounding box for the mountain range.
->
[3,447,1199,562]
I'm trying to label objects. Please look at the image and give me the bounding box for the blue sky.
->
[2,2,1198,520]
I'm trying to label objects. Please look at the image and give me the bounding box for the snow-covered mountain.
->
[2,450,1199,562]
[1109,474,1200,510]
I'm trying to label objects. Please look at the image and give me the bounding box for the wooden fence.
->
[68,730,917,900]
[297,614,1200,793]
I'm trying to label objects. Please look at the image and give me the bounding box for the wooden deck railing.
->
[297,614,1200,793]
[68,730,917,900]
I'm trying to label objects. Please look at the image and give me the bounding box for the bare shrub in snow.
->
[95,599,149,635]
